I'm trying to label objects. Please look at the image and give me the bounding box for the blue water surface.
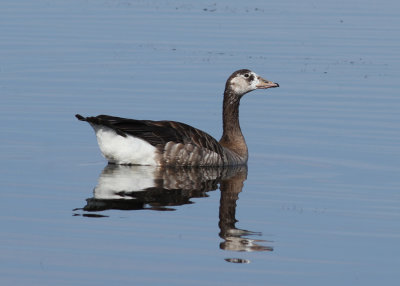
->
[1,0,399,285]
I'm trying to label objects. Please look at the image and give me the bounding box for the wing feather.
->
[76,114,225,159]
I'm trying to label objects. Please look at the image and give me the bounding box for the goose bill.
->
[256,77,279,89]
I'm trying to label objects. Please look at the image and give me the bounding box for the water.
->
[1,0,399,285]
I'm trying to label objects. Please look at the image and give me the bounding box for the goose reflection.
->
[219,168,273,253]
[76,164,273,255]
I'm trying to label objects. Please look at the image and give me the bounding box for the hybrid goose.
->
[76,69,279,166]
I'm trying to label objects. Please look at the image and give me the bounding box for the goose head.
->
[225,69,279,97]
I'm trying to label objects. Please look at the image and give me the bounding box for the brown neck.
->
[219,90,248,158]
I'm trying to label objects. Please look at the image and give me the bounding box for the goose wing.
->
[76,114,225,158]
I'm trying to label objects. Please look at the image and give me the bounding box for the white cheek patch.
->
[230,72,260,95]
[230,77,248,95]
[250,72,260,89]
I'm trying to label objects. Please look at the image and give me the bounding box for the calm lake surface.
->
[1,0,399,285]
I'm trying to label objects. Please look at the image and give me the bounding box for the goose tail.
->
[75,114,87,121]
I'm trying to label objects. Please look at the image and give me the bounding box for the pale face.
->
[228,71,278,96]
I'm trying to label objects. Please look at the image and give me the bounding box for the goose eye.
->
[244,73,249,78]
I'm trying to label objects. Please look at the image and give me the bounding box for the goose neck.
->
[219,90,248,158]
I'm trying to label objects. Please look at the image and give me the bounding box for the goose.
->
[76,69,279,166]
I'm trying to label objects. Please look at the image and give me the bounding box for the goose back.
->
[76,114,241,166]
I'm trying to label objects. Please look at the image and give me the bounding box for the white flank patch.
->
[91,124,158,165]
